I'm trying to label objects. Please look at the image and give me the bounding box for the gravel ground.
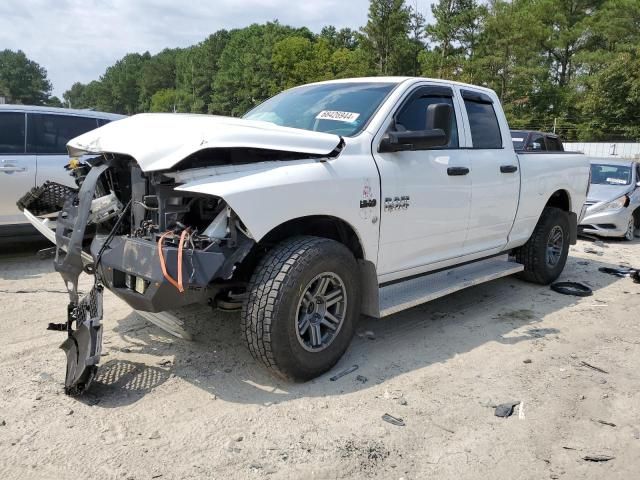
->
[1,237,639,480]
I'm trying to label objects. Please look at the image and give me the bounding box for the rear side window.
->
[545,137,562,151]
[27,114,98,154]
[97,118,112,127]
[463,97,502,149]
[396,95,459,148]
[0,112,26,154]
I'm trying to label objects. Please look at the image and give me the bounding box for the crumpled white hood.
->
[66,113,342,172]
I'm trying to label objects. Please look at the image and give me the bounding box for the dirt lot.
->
[1,237,640,480]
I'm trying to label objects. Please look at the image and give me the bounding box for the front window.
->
[590,164,632,186]
[244,82,396,137]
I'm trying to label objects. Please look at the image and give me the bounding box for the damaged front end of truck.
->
[17,114,343,394]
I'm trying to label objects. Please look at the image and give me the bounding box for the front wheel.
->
[514,207,570,285]
[624,215,635,241]
[241,236,361,381]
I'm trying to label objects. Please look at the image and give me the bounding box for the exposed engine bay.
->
[18,153,261,394]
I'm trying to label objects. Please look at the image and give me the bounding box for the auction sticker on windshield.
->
[316,111,361,123]
[606,178,627,185]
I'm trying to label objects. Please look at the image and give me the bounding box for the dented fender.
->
[174,142,382,264]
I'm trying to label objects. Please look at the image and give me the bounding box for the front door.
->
[373,85,472,277]
[0,111,36,225]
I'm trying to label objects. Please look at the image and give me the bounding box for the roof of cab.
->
[0,104,124,120]
[298,76,498,94]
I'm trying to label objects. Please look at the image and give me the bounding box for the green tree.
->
[425,0,486,80]
[0,49,52,104]
[176,30,231,113]
[138,48,180,111]
[577,47,640,140]
[320,26,360,50]
[361,0,412,75]
[150,88,191,112]
[63,82,88,108]
[210,22,311,116]
[99,52,151,114]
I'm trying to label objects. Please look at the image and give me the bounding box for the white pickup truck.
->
[20,77,590,393]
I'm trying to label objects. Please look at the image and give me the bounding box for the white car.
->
[0,105,123,236]
[22,77,591,393]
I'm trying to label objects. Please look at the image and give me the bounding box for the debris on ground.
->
[584,247,604,256]
[356,330,376,340]
[523,358,532,364]
[355,375,368,384]
[329,365,358,381]
[550,282,593,297]
[494,401,521,418]
[580,361,609,374]
[598,266,638,278]
[382,413,405,427]
[592,419,616,427]
[37,247,57,260]
[583,454,615,462]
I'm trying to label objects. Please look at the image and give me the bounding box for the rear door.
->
[373,84,472,276]
[28,113,99,188]
[459,89,520,254]
[0,111,36,225]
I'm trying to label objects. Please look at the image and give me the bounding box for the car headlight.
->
[601,195,630,210]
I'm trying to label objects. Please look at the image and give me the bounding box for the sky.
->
[0,0,434,99]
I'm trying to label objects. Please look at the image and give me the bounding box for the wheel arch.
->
[545,189,571,212]
[240,215,380,318]
[259,215,365,259]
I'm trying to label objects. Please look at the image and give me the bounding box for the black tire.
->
[241,236,361,381]
[514,207,570,285]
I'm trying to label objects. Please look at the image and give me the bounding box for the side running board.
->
[377,255,524,317]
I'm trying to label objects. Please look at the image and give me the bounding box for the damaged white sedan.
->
[18,77,590,394]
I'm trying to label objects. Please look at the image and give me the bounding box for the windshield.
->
[511,132,526,151]
[590,164,632,186]
[244,82,396,137]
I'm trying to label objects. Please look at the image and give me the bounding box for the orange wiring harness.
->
[157,229,191,293]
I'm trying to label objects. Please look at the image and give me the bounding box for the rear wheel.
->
[514,207,570,285]
[241,236,360,381]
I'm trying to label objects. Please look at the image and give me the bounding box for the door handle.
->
[447,166,470,176]
[500,165,518,173]
[0,165,27,173]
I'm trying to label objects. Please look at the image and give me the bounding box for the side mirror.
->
[379,103,452,153]
[379,129,448,152]
[425,103,452,132]
[531,142,542,151]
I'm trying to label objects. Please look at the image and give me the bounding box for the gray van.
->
[0,105,124,234]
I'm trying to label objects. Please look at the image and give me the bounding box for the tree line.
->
[1,0,639,141]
